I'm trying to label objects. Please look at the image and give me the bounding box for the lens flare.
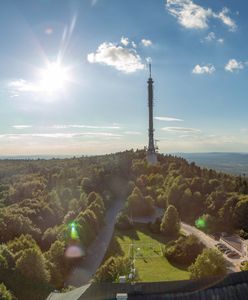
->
[195,218,206,229]
[69,222,79,240]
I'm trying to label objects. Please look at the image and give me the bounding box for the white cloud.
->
[0,132,123,140]
[166,0,237,31]
[216,7,237,32]
[155,116,183,122]
[166,0,211,29]
[141,39,152,47]
[124,131,141,135]
[202,32,224,44]
[161,126,201,133]
[225,59,244,72]
[131,41,137,48]
[120,36,129,46]
[8,79,40,93]
[52,124,120,129]
[204,31,216,41]
[192,64,215,74]
[87,42,145,73]
[12,125,32,129]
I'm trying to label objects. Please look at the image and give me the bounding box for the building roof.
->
[46,271,248,300]
[46,284,91,300]
[221,235,244,252]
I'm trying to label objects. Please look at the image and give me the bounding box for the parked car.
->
[227,252,239,258]
[216,244,227,250]
[220,248,228,253]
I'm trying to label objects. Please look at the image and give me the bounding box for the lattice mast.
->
[147,63,157,164]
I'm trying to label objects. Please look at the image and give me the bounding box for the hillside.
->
[0,150,248,299]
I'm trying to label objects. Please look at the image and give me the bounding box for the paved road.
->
[66,198,125,287]
[181,222,241,272]
[181,222,217,248]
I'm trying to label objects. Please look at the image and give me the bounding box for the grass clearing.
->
[104,223,190,282]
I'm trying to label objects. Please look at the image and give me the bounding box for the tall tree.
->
[160,205,180,236]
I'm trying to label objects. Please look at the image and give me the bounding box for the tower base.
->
[147,151,157,165]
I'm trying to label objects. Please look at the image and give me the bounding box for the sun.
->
[39,62,70,93]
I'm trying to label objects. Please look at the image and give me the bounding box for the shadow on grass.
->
[132,222,176,245]
[103,233,126,260]
[166,259,190,272]
[115,226,140,242]
[103,222,180,264]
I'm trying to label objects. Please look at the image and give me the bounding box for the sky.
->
[1,0,248,155]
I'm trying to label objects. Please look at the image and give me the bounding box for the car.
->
[218,247,228,253]
[225,250,232,254]
[219,248,227,253]
[216,244,227,250]
[227,252,239,258]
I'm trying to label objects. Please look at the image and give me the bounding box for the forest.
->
[0,149,248,299]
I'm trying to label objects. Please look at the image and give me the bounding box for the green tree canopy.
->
[94,256,131,283]
[165,235,204,266]
[189,248,227,279]
[16,248,50,283]
[160,205,180,237]
[0,283,13,300]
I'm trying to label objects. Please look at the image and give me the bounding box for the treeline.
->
[0,151,134,299]
[125,151,248,237]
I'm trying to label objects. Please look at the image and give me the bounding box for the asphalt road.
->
[66,198,124,287]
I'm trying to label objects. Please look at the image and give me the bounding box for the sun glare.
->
[39,62,70,93]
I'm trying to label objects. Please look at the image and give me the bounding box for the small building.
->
[220,234,248,258]
[119,276,126,283]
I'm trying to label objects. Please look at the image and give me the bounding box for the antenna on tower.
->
[146,57,152,78]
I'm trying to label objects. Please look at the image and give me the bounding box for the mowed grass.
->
[105,223,190,282]
[135,257,189,282]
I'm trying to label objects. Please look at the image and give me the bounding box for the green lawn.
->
[104,223,190,282]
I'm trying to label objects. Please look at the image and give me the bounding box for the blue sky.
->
[1,0,248,155]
